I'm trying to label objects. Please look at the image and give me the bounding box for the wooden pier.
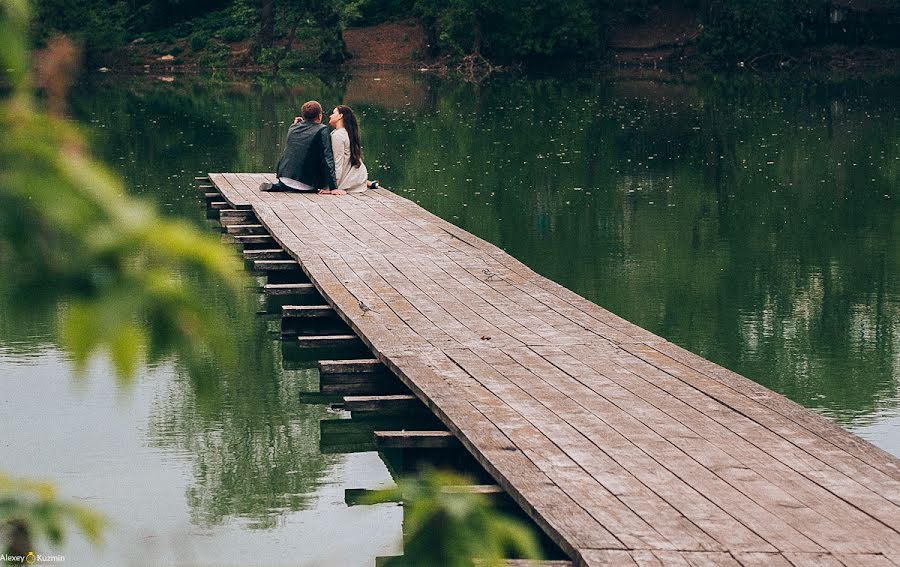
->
[207,173,900,566]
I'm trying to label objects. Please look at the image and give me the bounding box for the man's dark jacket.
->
[276,120,337,190]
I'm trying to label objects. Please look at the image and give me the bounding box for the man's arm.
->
[275,123,299,177]
[320,127,337,190]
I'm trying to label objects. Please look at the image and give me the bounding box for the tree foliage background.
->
[24,0,900,66]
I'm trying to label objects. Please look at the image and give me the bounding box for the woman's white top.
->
[331,127,368,193]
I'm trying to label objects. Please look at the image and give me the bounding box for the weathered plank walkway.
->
[209,173,900,566]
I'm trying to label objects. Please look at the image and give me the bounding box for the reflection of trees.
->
[0,277,60,356]
[53,70,900,430]
[1,74,349,529]
[68,75,346,220]
[362,73,900,424]
[147,306,338,529]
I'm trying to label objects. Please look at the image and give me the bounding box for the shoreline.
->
[92,44,900,82]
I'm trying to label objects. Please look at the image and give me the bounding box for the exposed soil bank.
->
[107,17,900,77]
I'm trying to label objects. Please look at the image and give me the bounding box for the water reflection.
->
[146,319,335,530]
[71,70,899,427]
[2,67,897,561]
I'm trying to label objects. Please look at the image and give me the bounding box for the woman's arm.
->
[320,128,337,190]
[331,130,349,184]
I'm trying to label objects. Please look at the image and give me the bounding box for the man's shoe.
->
[261,181,290,192]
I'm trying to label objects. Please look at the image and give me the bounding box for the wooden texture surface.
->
[209,173,900,566]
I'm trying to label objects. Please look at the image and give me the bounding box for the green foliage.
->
[190,30,210,51]
[0,474,107,552]
[1,0,253,553]
[280,49,319,69]
[356,0,415,25]
[365,470,542,566]
[219,25,248,42]
[127,0,261,63]
[32,0,128,52]
[699,0,820,61]
[415,0,606,62]
[2,0,249,380]
[197,42,230,68]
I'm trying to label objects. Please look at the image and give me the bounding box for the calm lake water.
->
[1,70,898,565]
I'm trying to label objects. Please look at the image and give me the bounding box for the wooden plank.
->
[446,347,759,553]
[320,415,441,453]
[262,283,317,296]
[208,173,251,209]
[243,248,287,260]
[649,340,900,483]
[343,394,423,413]
[614,344,900,541]
[201,175,900,565]
[296,334,361,349]
[233,234,275,245]
[320,378,407,396]
[225,223,267,235]
[319,359,384,374]
[282,305,334,318]
[533,345,894,553]
[319,361,407,396]
[734,552,794,567]
[253,259,300,271]
[219,209,255,222]
[374,430,458,449]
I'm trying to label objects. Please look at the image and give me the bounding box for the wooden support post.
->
[209,201,228,210]
[320,358,384,374]
[374,431,458,449]
[219,210,256,226]
[261,283,318,296]
[318,359,408,395]
[195,176,210,182]
[343,394,426,417]
[253,259,300,271]
[243,248,288,261]
[234,234,275,245]
[282,318,349,339]
[296,334,361,349]
[204,192,220,201]
[225,224,267,235]
[282,305,334,319]
[319,416,440,454]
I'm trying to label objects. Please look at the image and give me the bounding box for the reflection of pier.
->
[203,172,900,566]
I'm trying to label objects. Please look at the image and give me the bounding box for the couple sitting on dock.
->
[259,100,378,196]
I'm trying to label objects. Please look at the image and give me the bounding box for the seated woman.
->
[322,105,377,195]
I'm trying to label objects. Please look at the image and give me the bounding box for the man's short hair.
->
[301,101,323,121]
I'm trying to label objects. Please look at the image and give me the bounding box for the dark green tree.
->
[699,0,820,61]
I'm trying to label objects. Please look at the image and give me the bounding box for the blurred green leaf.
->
[364,470,542,567]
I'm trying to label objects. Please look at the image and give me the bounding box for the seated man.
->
[260,100,337,193]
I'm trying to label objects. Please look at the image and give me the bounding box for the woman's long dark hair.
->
[337,104,362,168]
